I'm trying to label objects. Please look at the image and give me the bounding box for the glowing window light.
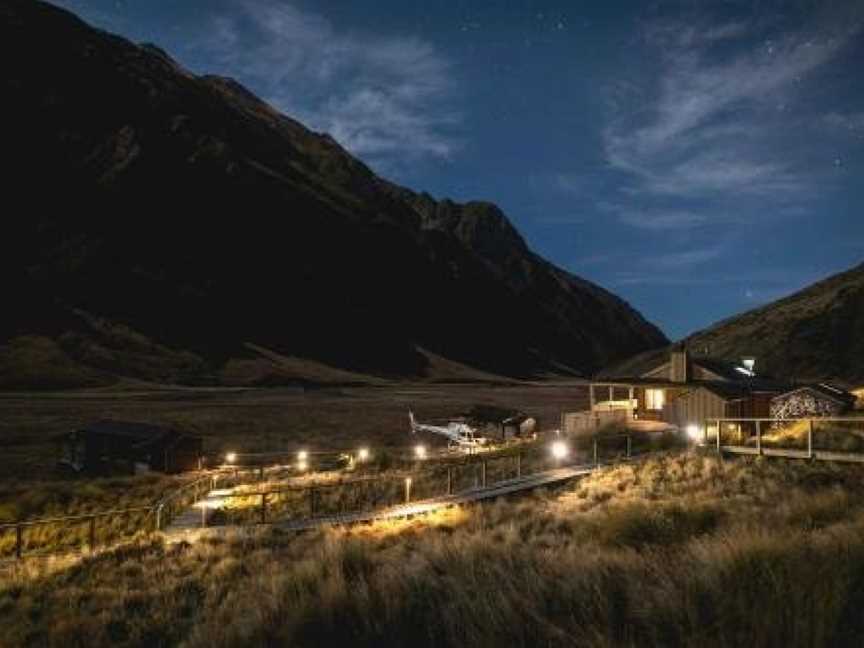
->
[414,445,427,460]
[686,424,701,441]
[551,441,569,460]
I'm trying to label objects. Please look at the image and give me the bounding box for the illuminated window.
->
[645,389,666,411]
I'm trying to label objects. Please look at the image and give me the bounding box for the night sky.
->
[52,0,864,340]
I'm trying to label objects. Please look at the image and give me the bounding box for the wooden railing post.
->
[808,419,814,459]
[88,516,96,553]
[15,524,22,560]
[626,435,632,458]
[756,421,762,456]
[716,420,722,454]
[405,478,412,504]
[593,438,598,466]
[260,493,268,524]
[446,467,453,495]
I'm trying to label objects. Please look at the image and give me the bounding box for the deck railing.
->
[705,417,864,463]
[1,432,659,560]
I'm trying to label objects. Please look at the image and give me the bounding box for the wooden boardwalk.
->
[163,462,602,542]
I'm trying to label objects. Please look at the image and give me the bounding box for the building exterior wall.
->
[663,388,728,429]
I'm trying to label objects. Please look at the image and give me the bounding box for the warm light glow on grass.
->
[551,441,569,460]
[414,444,427,460]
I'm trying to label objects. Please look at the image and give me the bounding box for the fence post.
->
[88,516,96,553]
[626,435,632,459]
[405,478,412,504]
[155,503,163,532]
[481,461,487,488]
[516,453,522,478]
[808,419,814,459]
[308,488,316,518]
[15,524,22,560]
[260,493,268,524]
[716,420,722,454]
[447,467,453,495]
[756,420,762,456]
[593,438,598,466]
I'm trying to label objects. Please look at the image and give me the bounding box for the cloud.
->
[602,10,861,227]
[644,246,724,269]
[194,0,460,164]
[617,209,708,230]
[824,111,864,134]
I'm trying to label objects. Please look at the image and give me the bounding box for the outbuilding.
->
[56,420,203,475]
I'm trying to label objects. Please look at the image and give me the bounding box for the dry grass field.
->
[0,382,588,526]
[4,452,864,647]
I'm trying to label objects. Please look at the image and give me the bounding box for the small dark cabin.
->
[56,420,203,475]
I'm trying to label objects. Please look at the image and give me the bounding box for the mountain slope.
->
[0,0,667,385]
[682,262,864,384]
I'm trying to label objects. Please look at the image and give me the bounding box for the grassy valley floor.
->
[4,452,864,647]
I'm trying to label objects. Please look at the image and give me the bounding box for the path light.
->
[357,447,370,462]
[686,424,701,442]
[225,452,237,464]
[414,444,427,460]
[551,441,569,461]
[297,450,308,462]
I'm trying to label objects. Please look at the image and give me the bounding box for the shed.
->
[56,420,203,475]
[465,405,536,442]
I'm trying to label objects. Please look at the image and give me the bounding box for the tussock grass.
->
[5,452,864,646]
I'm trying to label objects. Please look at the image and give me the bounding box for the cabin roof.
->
[80,420,175,440]
[55,420,200,449]
[773,383,856,405]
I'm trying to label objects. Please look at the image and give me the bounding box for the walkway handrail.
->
[0,505,155,531]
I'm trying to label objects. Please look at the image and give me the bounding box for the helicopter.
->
[408,410,487,450]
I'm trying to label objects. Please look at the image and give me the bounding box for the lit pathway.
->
[277,462,596,531]
[163,461,607,542]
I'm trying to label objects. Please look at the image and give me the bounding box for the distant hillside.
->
[0,0,666,387]
[683,262,864,384]
[602,262,864,385]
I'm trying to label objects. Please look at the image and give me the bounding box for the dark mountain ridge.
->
[0,0,667,386]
